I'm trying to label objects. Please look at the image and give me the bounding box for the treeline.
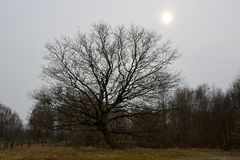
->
[26,75,240,150]
[132,82,240,149]
[0,76,239,149]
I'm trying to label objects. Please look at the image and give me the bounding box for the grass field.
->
[0,146,240,160]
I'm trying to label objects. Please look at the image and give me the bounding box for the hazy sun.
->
[161,12,173,25]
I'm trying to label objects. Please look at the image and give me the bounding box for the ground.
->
[0,146,239,160]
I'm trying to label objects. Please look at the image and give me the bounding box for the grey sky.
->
[0,0,240,122]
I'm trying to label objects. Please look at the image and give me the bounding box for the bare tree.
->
[0,103,23,148]
[35,23,179,148]
[229,75,240,109]
[228,75,240,147]
[29,89,55,147]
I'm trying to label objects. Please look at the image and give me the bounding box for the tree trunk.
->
[27,138,31,149]
[98,123,117,149]
[10,140,14,149]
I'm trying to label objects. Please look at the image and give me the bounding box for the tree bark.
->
[97,122,117,149]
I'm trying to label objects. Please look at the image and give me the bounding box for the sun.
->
[161,12,173,25]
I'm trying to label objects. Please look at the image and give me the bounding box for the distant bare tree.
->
[0,103,23,148]
[35,23,179,148]
[228,75,240,147]
[229,75,240,109]
[29,89,55,147]
[169,87,194,147]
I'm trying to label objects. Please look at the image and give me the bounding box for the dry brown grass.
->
[0,145,239,160]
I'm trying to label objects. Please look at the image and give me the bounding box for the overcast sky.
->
[0,0,240,122]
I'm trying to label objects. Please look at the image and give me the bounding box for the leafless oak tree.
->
[36,23,179,148]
